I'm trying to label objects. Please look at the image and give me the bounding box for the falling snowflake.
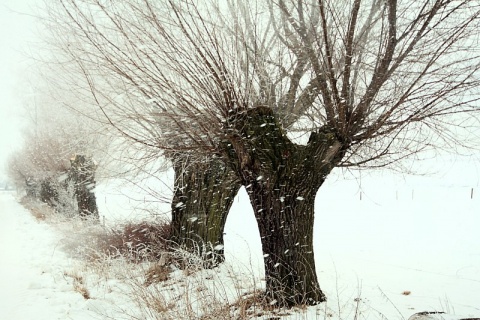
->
[214,244,224,251]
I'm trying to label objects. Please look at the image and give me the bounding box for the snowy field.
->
[0,158,479,319]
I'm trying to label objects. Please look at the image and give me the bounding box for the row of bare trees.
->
[39,0,480,307]
[7,76,101,219]
[8,134,99,219]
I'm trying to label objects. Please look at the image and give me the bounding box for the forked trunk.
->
[170,154,241,268]
[223,106,345,306]
[248,177,325,306]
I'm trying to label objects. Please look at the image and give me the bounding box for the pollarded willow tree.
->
[6,83,101,219]
[43,0,244,267]
[44,0,480,306]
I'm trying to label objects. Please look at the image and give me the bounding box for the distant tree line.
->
[6,76,102,219]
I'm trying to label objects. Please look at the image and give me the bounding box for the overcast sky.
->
[0,0,37,178]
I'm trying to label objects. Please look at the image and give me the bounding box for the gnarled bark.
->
[251,177,324,305]
[224,107,345,306]
[170,154,241,268]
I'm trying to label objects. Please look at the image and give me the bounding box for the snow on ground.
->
[0,191,99,320]
[224,175,480,319]
[1,159,480,319]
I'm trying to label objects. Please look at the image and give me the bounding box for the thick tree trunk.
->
[224,106,346,307]
[170,154,241,268]
[69,155,99,219]
[248,177,325,306]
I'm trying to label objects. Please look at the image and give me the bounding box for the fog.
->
[0,0,37,177]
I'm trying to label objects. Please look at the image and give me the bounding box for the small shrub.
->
[94,220,171,262]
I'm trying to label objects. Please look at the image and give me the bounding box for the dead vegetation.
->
[91,221,171,262]
[64,270,91,300]
[18,195,358,319]
[20,196,52,221]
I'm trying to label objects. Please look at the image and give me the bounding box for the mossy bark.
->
[224,107,345,306]
[170,154,241,268]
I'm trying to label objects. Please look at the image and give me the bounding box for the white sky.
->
[0,0,37,178]
[0,0,478,184]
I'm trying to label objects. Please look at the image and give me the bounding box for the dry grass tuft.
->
[20,196,53,221]
[230,291,268,318]
[64,270,91,299]
[74,281,91,300]
[90,220,171,262]
[145,261,171,285]
[30,207,47,220]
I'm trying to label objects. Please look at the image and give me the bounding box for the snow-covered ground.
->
[0,191,100,319]
[1,160,479,319]
[224,167,480,319]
